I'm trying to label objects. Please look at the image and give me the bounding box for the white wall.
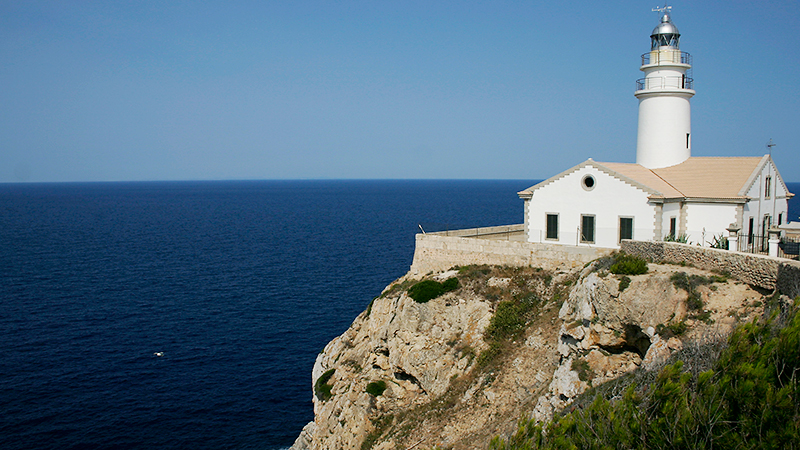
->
[525,165,656,248]
[742,158,790,236]
[684,203,738,246]
[661,202,681,239]
[636,95,692,169]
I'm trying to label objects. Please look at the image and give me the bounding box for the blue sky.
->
[2,1,799,183]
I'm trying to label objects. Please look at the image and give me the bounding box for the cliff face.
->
[292,260,766,450]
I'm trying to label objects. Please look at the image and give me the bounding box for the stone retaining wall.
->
[410,233,613,275]
[776,262,800,299]
[621,240,800,297]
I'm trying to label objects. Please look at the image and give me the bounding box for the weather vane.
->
[653,4,672,14]
[767,138,776,155]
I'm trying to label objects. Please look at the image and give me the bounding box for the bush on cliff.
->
[408,277,459,303]
[314,369,335,401]
[478,293,543,368]
[609,253,648,276]
[366,380,387,397]
[489,303,800,449]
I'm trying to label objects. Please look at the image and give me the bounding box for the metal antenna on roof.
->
[766,138,776,155]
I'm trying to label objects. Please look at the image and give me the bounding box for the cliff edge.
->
[291,256,767,450]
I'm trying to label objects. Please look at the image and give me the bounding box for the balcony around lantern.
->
[641,51,692,67]
[636,76,693,92]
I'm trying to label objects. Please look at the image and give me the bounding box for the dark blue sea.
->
[2,180,798,450]
[0,180,540,450]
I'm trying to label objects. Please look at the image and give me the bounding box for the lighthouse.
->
[518,6,792,250]
[635,6,695,169]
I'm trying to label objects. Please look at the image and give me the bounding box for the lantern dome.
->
[650,12,680,49]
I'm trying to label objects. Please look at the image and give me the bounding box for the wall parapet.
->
[620,239,800,298]
[428,224,525,240]
[410,233,613,275]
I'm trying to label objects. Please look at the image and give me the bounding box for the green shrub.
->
[457,265,492,278]
[314,368,335,401]
[670,271,713,292]
[671,272,716,315]
[441,277,459,292]
[478,293,544,368]
[618,275,631,292]
[490,304,800,450]
[407,280,442,303]
[365,296,377,316]
[571,358,593,382]
[365,380,387,397]
[664,233,689,243]
[408,277,459,303]
[484,300,527,341]
[477,341,503,368]
[686,292,704,311]
[657,321,688,338]
[708,233,729,249]
[609,254,648,275]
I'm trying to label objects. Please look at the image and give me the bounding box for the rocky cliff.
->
[291,257,767,450]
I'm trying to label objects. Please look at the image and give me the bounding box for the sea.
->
[0,180,537,450]
[2,180,799,450]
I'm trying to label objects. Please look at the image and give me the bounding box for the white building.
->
[518,7,793,249]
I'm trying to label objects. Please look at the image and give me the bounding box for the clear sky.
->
[2,1,798,183]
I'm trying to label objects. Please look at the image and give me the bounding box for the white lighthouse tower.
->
[635,6,695,169]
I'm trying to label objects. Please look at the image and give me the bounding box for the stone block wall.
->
[776,261,800,299]
[621,240,800,297]
[409,234,613,276]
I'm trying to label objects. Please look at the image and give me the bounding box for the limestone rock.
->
[289,421,316,450]
[295,262,766,449]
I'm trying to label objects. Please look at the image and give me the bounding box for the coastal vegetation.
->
[670,271,727,323]
[664,233,690,243]
[490,302,800,449]
[609,253,649,276]
[358,265,567,449]
[306,255,788,450]
[618,275,632,292]
[478,292,543,368]
[454,265,570,371]
[314,369,335,402]
[408,277,460,303]
[365,380,387,397]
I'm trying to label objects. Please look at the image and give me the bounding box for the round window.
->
[582,175,596,191]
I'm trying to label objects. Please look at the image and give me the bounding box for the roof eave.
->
[684,197,750,204]
[648,196,750,204]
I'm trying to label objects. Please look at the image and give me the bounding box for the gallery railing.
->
[636,76,694,91]
[641,51,692,66]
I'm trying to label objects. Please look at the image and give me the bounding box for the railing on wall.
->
[738,234,800,260]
